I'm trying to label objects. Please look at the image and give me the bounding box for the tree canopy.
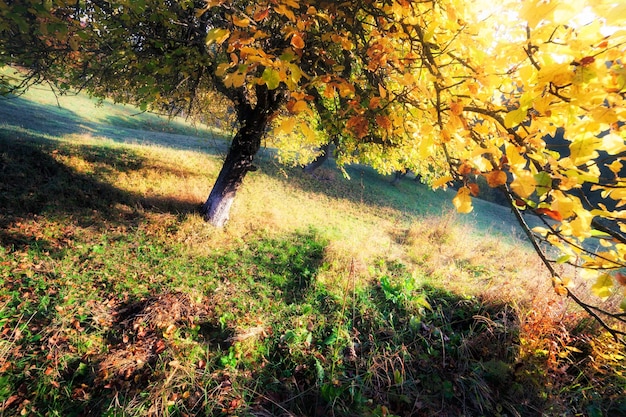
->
[1,0,625,337]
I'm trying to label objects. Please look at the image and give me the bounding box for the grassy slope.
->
[0,86,625,417]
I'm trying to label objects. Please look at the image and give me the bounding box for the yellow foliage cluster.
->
[199,0,625,309]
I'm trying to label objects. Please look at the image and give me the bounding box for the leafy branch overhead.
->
[1,0,625,336]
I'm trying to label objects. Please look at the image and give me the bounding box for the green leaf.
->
[262,67,281,90]
[280,51,296,62]
[534,172,552,196]
[324,330,338,345]
[556,254,571,264]
[206,28,230,45]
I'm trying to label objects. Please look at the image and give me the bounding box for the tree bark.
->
[201,87,281,227]
[303,141,332,174]
[390,170,408,186]
[200,138,255,227]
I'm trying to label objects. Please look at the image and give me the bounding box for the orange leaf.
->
[338,81,355,98]
[486,170,507,187]
[375,115,392,132]
[468,182,480,196]
[291,33,305,49]
[458,162,472,176]
[154,339,166,354]
[253,8,270,21]
[369,96,381,109]
[288,99,308,114]
[322,84,336,98]
[514,199,527,209]
[4,395,20,408]
[536,208,563,221]
[579,56,595,66]
[346,116,369,138]
[450,101,464,116]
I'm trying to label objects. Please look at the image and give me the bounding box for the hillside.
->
[0,87,624,416]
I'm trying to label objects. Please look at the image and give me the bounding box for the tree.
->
[1,0,625,337]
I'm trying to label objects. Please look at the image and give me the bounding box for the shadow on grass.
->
[0,94,522,235]
[0,95,87,137]
[0,95,230,154]
[0,133,199,252]
[1,229,624,416]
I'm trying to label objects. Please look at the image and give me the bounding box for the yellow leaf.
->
[432,175,453,189]
[206,28,230,46]
[602,132,626,155]
[591,274,613,299]
[511,170,536,198]
[567,209,594,238]
[223,71,246,88]
[538,62,573,86]
[608,160,623,176]
[453,187,473,214]
[215,63,230,77]
[276,117,296,134]
[378,84,387,99]
[550,190,577,219]
[232,15,251,27]
[275,4,296,21]
[299,122,317,143]
[504,108,526,128]
[506,144,527,170]
[570,137,601,166]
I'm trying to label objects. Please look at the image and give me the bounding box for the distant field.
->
[0,85,624,417]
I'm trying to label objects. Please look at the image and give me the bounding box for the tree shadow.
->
[248,282,618,417]
[0,94,231,155]
[14,231,329,416]
[0,133,198,253]
[0,95,88,137]
[3,225,623,416]
[242,230,327,305]
[100,114,231,155]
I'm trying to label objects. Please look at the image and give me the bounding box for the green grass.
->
[0,85,625,416]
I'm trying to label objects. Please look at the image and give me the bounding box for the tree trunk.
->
[303,141,332,174]
[390,170,407,186]
[200,140,255,227]
[201,103,273,227]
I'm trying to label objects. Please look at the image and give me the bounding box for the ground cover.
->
[0,89,624,416]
